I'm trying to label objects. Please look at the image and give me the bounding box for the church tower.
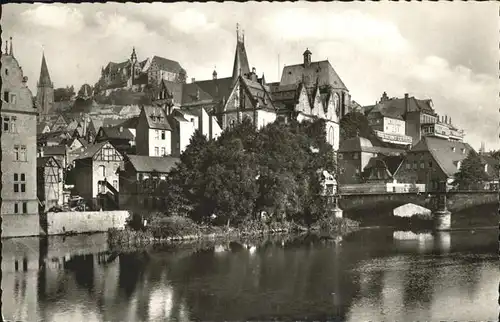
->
[231,23,251,86]
[36,52,54,116]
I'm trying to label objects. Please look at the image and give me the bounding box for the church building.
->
[36,52,54,117]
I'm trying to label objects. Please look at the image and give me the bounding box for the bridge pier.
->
[433,181,451,231]
[433,210,451,231]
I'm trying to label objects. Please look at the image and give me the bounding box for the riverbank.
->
[108,216,360,250]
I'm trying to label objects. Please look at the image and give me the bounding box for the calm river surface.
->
[2,217,498,321]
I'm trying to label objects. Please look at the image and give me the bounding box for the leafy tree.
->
[453,151,488,190]
[163,117,338,228]
[339,111,390,147]
[54,86,75,102]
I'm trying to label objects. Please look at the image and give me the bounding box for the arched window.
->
[328,126,334,146]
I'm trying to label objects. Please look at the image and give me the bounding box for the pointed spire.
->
[9,37,13,56]
[232,24,250,86]
[38,52,53,88]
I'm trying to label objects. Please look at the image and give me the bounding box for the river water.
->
[2,216,498,321]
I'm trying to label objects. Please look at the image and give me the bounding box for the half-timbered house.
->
[37,156,63,212]
[71,141,123,210]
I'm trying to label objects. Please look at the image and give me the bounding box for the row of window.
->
[14,145,27,162]
[406,161,433,170]
[14,202,28,214]
[2,116,17,133]
[13,173,27,193]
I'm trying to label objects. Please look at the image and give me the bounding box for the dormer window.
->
[461,148,466,154]
[456,161,462,170]
[484,164,488,172]
[451,147,456,152]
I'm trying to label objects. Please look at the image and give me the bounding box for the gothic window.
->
[10,94,16,105]
[14,145,19,161]
[5,68,8,75]
[333,93,340,117]
[328,126,334,146]
[3,91,9,102]
[161,147,166,156]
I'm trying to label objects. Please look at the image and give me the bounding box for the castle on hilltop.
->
[94,48,187,96]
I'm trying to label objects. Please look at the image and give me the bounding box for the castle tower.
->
[231,23,251,86]
[36,52,54,116]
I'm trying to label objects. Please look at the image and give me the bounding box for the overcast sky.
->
[3,2,498,150]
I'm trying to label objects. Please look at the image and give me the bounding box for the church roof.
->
[192,77,233,103]
[280,60,347,91]
[182,83,214,105]
[160,79,184,104]
[232,36,251,85]
[38,53,53,87]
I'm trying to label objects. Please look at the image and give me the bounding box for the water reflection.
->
[2,228,498,321]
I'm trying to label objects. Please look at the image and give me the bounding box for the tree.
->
[339,111,387,147]
[453,151,488,190]
[54,86,75,102]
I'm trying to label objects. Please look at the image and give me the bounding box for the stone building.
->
[268,49,346,151]
[36,52,54,116]
[95,48,187,95]
[1,38,40,237]
[363,92,465,146]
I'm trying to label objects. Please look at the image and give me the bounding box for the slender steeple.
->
[37,52,54,115]
[38,52,53,88]
[232,23,250,86]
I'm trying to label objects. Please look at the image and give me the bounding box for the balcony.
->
[374,130,413,145]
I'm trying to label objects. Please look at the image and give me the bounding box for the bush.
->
[147,215,199,239]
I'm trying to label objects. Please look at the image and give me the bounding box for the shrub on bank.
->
[148,215,200,239]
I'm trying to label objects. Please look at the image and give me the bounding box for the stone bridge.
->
[339,191,498,213]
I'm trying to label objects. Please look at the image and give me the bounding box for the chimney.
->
[449,117,452,125]
[404,93,409,113]
[444,115,448,124]
[191,78,195,83]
